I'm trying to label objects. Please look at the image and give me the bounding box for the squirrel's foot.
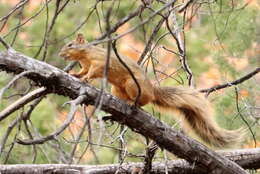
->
[127,100,141,108]
[80,77,87,82]
[80,77,94,83]
[69,71,81,78]
[80,77,88,82]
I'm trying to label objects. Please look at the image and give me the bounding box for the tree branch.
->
[16,94,86,145]
[200,67,260,95]
[0,36,10,50]
[0,50,249,174]
[0,87,47,122]
[0,148,259,174]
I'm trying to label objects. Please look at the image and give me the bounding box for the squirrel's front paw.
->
[80,77,87,82]
[80,77,93,83]
[69,71,81,78]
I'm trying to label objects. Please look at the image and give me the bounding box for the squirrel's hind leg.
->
[124,79,152,106]
[111,85,134,104]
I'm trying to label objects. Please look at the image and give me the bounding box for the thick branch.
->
[0,50,248,174]
[0,148,259,174]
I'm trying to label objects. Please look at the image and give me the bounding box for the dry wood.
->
[0,148,259,174]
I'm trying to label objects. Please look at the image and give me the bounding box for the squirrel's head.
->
[59,33,88,60]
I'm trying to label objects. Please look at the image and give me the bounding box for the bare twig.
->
[69,106,89,164]
[39,0,70,60]
[115,125,128,173]
[98,5,144,40]
[166,8,194,86]
[234,87,256,148]
[0,0,29,22]
[178,0,194,13]
[16,94,86,145]
[76,106,100,164]
[162,45,182,57]
[112,40,141,106]
[3,0,52,38]
[0,87,47,122]
[3,116,23,164]
[89,0,178,46]
[142,140,158,173]
[0,36,10,49]
[0,116,22,156]
[118,125,127,163]
[200,67,260,95]
[0,0,28,34]
[137,16,166,65]
[91,0,116,149]
[0,70,37,100]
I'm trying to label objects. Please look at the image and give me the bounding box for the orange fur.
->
[59,33,243,147]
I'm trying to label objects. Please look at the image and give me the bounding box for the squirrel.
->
[59,33,243,147]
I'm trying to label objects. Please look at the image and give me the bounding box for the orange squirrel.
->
[59,33,242,147]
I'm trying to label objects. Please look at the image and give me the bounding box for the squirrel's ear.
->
[76,33,85,44]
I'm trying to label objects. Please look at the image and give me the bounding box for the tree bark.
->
[0,49,251,174]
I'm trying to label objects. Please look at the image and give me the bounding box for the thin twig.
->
[0,87,47,122]
[3,116,23,164]
[0,70,37,100]
[41,0,69,60]
[69,106,89,164]
[178,0,194,13]
[10,3,25,46]
[16,94,86,145]
[0,36,10,49]
[115,125,128,174]
[200,67,260,95]
[0,0,29,22]
[165,9,194,86]
[98,5,144,40]
[112,40,142,106]
[234,87,256,148]
[92,0,116,150]
[0,116,22,156]
[142,140,158,173]
[88,0,178,46]
[3,0,52,39]
[137,16,166,65]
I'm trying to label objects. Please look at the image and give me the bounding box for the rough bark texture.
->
[0,50,251,174]
[0,148,259,174]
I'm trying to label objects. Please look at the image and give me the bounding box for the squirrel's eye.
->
[68,43,73,47]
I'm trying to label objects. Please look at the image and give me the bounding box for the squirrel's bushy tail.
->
[152,86,243,147]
